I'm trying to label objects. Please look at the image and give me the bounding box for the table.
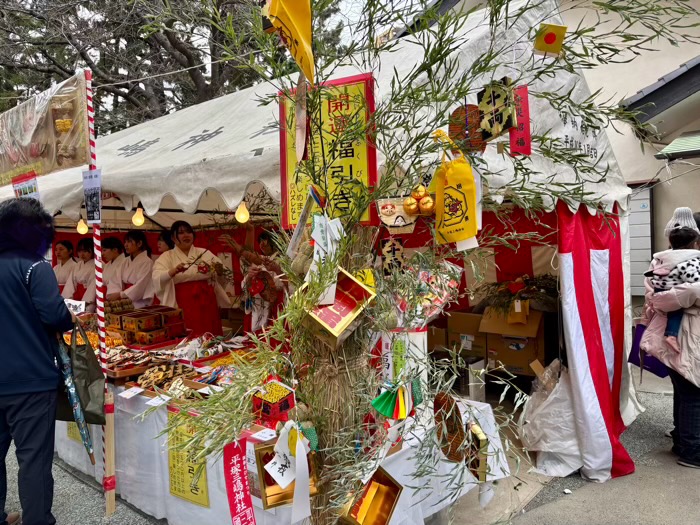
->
[55,390,509,524]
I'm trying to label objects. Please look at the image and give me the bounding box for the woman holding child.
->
[641,207,700,468]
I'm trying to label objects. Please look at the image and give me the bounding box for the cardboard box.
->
[458,357,486,402]
[301,268,376,348]
[479,307,544,376]
[137,305,184,325]
[111,328,135,344]
[447,313,487,360]
[427,326,447,352]
[340,467,403,525]
[166,322,187,339]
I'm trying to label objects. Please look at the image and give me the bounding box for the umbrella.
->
[56,338,96,465]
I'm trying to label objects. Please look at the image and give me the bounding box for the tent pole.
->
[85,69,117,517]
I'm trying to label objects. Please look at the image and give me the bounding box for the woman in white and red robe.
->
[107,230,154,309]
[103,237,126,298]
[53,240,77,295]
[152,221,231,336]
[62,238,96,312]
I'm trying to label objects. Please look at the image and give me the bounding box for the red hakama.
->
[175,281,222,337]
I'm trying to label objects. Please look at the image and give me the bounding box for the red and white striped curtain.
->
[557,202,635,481]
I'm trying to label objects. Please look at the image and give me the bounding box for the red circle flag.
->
[544,32,557,45]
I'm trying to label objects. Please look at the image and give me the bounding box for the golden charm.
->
[403,196,419,216]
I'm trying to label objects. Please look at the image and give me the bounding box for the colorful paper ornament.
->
[509,85,532,156]
[534,23,567,56]
[265,0,315,84]
[381,237,404,275]
[477,77,517,142]
[448,104,486,155]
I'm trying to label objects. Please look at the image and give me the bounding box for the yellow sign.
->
[435,158,478,245]
[0,71,90,186]
[281,75,377,228]
[534,23,567,56]
[168,411,210,508]
[267,0,315,84]
[67,422,82,444]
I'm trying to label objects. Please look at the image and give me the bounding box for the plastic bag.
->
[518,360,583,477]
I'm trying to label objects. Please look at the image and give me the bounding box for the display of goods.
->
[137,305,184,325]
[122,312,162,333]
[135,328,169,346]
[106,313,125,329]
[105,348,171,371]
[195,365,238,386]
[166,377,196,399]
[104,298,134,314]
[165,322,187,340]
[63,331,122,350]
[253,381,295,419]
[110,329,135,345]
[137,364,198,390]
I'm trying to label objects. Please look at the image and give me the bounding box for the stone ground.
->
[1,367,688,525]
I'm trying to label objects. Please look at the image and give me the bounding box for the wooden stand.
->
[104,390,116,516]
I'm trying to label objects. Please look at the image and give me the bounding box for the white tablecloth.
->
[55,390,509,525]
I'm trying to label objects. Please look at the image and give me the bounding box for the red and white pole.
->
[84,69,116,516]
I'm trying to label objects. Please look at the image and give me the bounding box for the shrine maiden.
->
[153,221,231,336]
[108,231,155,309]
[53,240,77,294]
[62,238,96,312]
[103,237,126,297]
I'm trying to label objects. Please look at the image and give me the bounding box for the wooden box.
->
[252,381,295,420]
[135,328,169,346]
[138,305,184,325]
[300,268,376,348]
[166,322,188,339]
[111,328,135,345]
[253,443,319,509]
[122,311,162,333]
[340,467,403,525]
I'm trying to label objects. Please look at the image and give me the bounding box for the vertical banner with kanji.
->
[167,409,210,508]
[224,439,256,525]
[280,74,377,229]
[509,85,532,156]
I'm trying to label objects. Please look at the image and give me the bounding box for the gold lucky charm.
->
[419,195,435,215]
[411,184,428,201]
[403,196,420,216]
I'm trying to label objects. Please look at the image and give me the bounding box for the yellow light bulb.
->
[132,207,145,227]
[77,219,89,235]
[235,201,250,224]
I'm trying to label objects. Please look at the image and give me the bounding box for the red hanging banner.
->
[224,439,257,525]
[509,85,532,156]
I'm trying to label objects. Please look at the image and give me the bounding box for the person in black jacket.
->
[0,198,74,525]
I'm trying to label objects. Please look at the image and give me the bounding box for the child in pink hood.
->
[645,227,700,352]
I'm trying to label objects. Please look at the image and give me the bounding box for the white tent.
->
[0,0,630,231]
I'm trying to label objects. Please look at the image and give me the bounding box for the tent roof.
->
[0,0,630,228]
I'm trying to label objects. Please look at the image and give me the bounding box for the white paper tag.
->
[145,395,170,407]
[263,450,296,489]
[195,366,212,373]
[64,299,86,315]
[456,236,479,253]
[514,300,522,313]
[250,428,277,442]
[82,168,103,224]
[118,386,144,399]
